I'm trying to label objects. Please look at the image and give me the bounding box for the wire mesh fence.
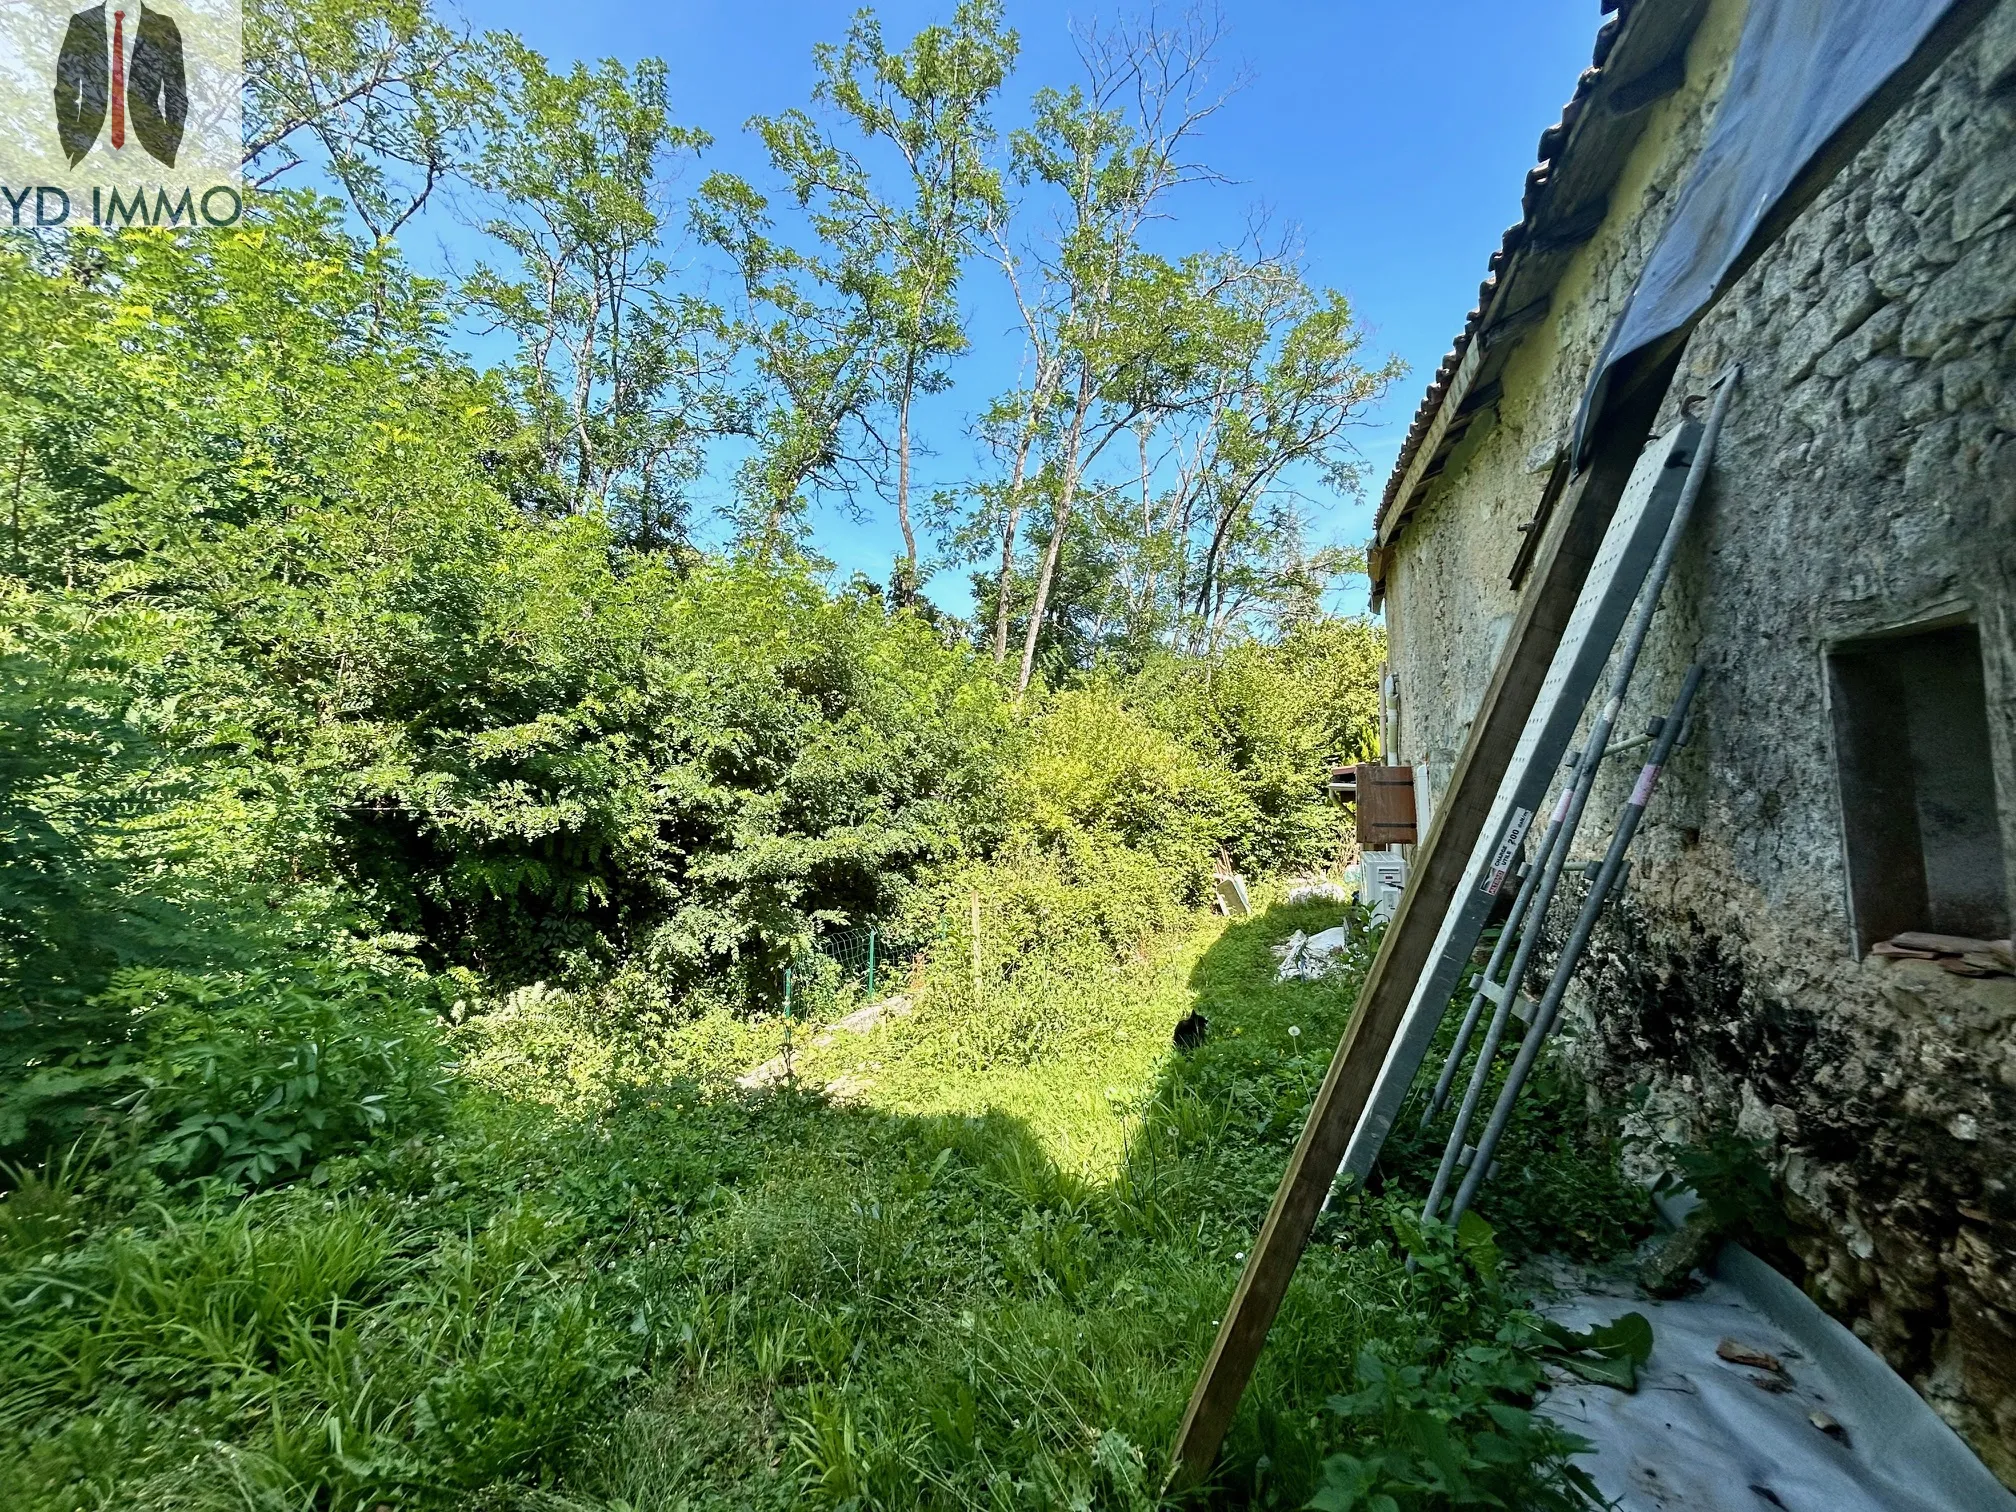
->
[810,925,883,999]
[761,897,1016,1077]
[785,924,926,1010]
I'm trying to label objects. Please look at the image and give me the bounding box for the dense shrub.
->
[1,202,1394,1170]
[0,206,1022,1162]
[1017,680,1250,895]
[1133,617,1385,875]
[118,960,451,1187]
[1,208,1018,989]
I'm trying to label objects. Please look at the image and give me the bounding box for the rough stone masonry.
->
[1383,0,2016,1482]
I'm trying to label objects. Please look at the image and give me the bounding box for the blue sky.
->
[418,0,1604,612]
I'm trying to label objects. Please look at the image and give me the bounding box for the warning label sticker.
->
[1481,806,1534,896]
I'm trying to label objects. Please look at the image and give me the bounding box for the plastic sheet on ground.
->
[1531,1257,2016,1512]
[1273,924,1351,981]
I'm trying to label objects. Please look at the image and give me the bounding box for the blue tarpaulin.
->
[1572,0,1985,462]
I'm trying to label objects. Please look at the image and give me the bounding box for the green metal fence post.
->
[866,928,877,1000]
[782,964,794,1080]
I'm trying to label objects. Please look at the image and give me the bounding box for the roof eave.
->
[1369,0,1711,601]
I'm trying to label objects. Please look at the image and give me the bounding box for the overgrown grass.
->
[1369,930,1656,1264]
[1,896,1643,1510]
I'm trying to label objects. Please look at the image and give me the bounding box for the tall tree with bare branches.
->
[996,10,1238,693]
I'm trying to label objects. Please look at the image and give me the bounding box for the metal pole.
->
[1422,763,1573,1126]
[1448,663,1704,1224]
[1421,749,1604,1221]
[1422,366,1737,1223]
[782,964,795,1082]
[867,928,877,1000]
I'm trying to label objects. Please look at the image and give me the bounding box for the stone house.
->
[1368,0,2016,1482]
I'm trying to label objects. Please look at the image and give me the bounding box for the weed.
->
[1307,1339,1600,1512]
[2,893,1640,1510]
[0,1137,101,1264]
[1654,1126,1786,1242]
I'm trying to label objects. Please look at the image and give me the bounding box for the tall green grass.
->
[2,896,1638,1509]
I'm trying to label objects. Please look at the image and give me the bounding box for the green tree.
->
[969,489,1128,677]
[694,3,1013,575]
[970,346,1065,664]
[690,168,886,551]
[1090,258,1399,654]
[243,0,461,238]
[462,38,728,536]
[997,13,1243,693]
[1181,276,1399,643]
[810,1,1016,602]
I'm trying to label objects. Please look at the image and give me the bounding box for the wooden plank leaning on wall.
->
[1165,367,1677,1490]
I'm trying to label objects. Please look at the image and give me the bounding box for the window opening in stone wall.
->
[1828,620,2009,955]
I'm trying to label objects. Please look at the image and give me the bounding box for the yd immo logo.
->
[1,0,239,226]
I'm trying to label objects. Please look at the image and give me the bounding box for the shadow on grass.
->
[538,895,1416,1510]
[0,897,1644,1512]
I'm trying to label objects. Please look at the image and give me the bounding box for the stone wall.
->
[1384,0,1746,809]
[1383,0,2016,1481]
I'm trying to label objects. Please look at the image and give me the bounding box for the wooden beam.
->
[1165,399,1663,1491]
[1478,294,1554,349]
[1454,377,1504,417]
[1525,198,1611,256]
[1605,53,1688,115]
[1376,331,1482,547]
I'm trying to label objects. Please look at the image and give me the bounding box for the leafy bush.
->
[888,673,1280,1072]
[1305,1209,1606,1512]
[1131,617,1385,875]
[117,961,450,1186]
[0,596,185,1157]
[3,208,1023,1015]
[1309,1339,1601,1512]
[1655,1126,1787,1243]
[1017,679,1250,895]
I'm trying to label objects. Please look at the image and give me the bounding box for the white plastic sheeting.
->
[1274,925,1353,981]
[1533,1250,2016,1512]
